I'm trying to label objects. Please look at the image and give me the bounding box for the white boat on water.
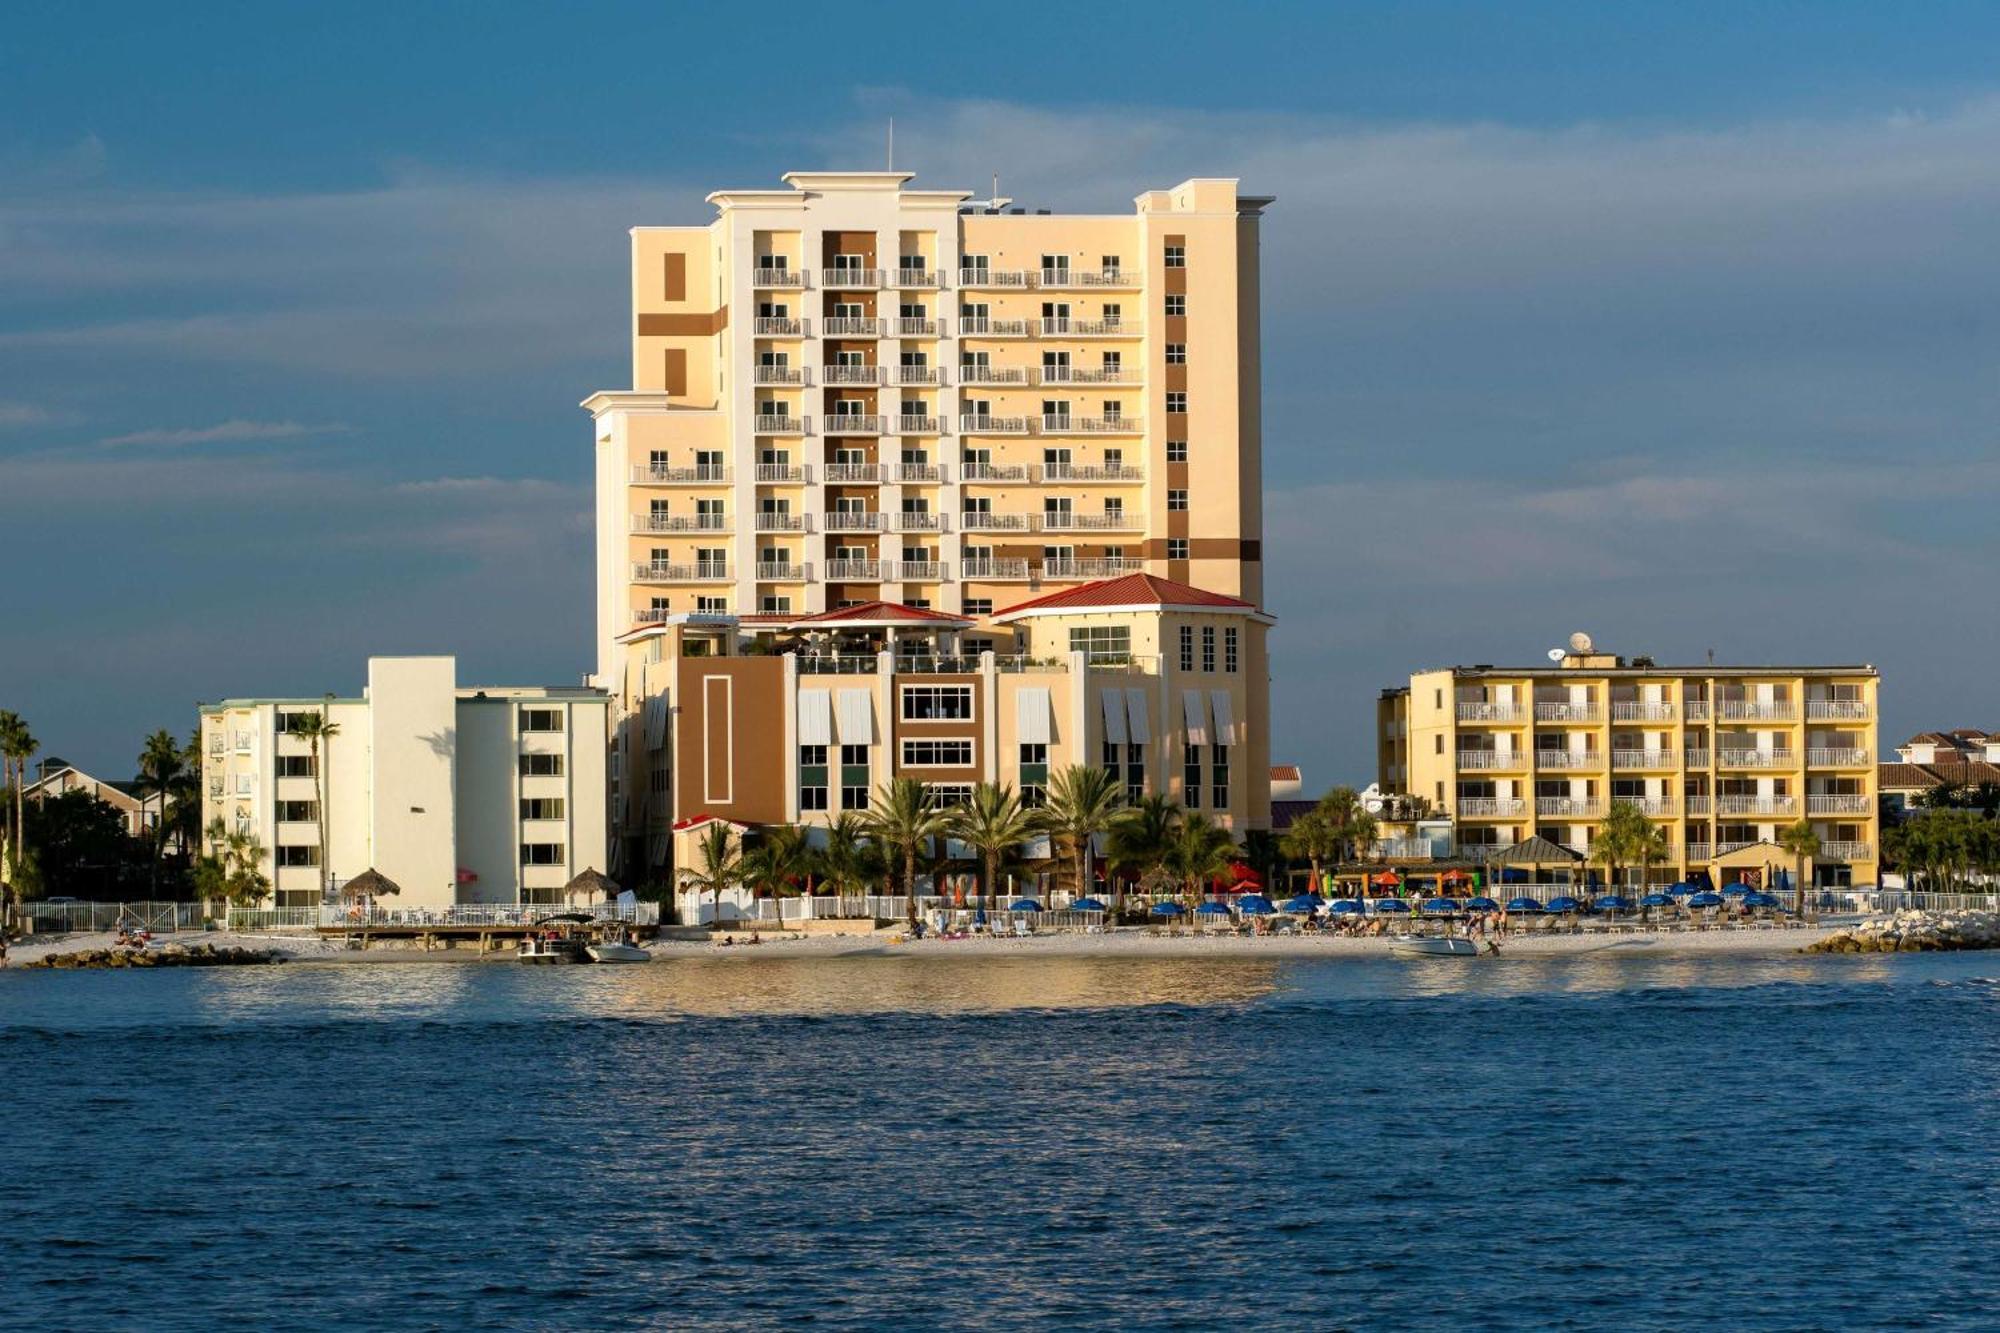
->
[1391,935,1478,958]
[587,940,651,964]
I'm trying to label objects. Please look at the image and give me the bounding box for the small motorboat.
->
[1391,935,1478,959]
[517,933,588,964]
[587,939,651,964]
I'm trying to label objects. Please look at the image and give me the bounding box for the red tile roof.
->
[1270,764,1302,782]
[789,600,970,626]
[993,573,1257,618]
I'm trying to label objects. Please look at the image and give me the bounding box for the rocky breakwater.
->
[25,943,286,969]
[1806,909,2000,954]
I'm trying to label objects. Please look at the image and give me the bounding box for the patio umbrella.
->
[1662,882,1693,897]
[1594,895,1635,912]
[1420,898,1459,914]
[1330,899,1365,915]
[1688,891,1725,908]
[1688,870,1715,890]
[1545,896,1583,913]
[1070,897,1107,913]
[1722,883,1753,898]
[1466,896,1501,911]
[1640,892,1674,908]
[1371,870,1403,889]
[1741,891,1781,909]
[1237,895,1277,915]
[1440,868,1472,885]
[1149,901,1184,917]
[1374,899,1410,914]
[1505,897,1545,912]
[1008,898,1042,912]
[1195,901,1233,916]
[1283,895,1322,913]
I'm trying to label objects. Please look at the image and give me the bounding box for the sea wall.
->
[1805,909,2000,954]
[22,944,285,969]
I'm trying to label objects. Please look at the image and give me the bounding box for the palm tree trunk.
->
[313,737,328,902]
[904,848,919,927]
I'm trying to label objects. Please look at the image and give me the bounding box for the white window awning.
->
[1124,687,1152,744]
[1101,689,1128,746]
[1016,687,1052,745]
[1210,689,1237,746]
[798,690,833,746]
[1182,689,1209,747]
[836,689,875,745]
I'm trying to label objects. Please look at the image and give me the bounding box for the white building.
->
[199,657,610,910]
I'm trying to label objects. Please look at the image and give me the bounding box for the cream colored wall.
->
[367,657,459,908]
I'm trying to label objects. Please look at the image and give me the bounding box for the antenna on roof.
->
[887,117,894,171]
[1707,647,1715,666]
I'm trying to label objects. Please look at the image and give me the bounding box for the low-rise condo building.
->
[1377,638,1879,887]
[199,657,610,910]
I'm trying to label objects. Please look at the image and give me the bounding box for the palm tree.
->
[0,710,36,931]
[684,821,744,928]
[1167,813,1237,917]
[1036,764,1126,909]
[137,728,185,899]
[1107,794,1180,916]
[951,782,1038,920]
[742,824,811,928]
[1593,800,1656,892]
[1281,808,1339,895]
[816,812,883,916]
[862,777,951,927]
[196,815,271,911]
[1318,786,1379,867]
[1779,819,1821,917]
[293,707,340,901]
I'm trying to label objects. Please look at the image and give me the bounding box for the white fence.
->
[312,902,660,930]
[16,901,206,934]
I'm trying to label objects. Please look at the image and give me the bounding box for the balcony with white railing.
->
[1534,702,1601,722]
[1719,750,1794,768]
[822,316,885,338]
[958,364,1032,386]
[958,316,1030,337]
[1457,750,1528,770]
[823,463,882,484]
[1685,794,1712,815]
[821,510,885,531]
[1818,841,1874,861]
[959,557,1032,580]
[958,511,1035,532]
[1456,702,1528,723]
[1719,700,1797,721]
[1611,750,1675,770]
[1684,749,1713,768]
[1459,797,1528,818]
[754,414,808,435]
[824,558,881,581]
[1611,701,1677,721]
[754,316,809,337]
[1040,316,1141,337]
[893,462,941,483]
[755,463,806,483]
[1535,750,1602,769]
[1807,747,1872,767]
[755,561,811,582]
[631,512,730,533]
[823,365,882,386]
[631,463,731,484]
[754,512,808,532]
[1685,842,1715,862]
[1537,797,1603,817]
[890,364,942,385]
[1684,701,1712,721]
[959,413,1031,434]
[893,317,937,337]
[752,266,806,288]
[1717,794,1798,815]
[959,462,1032,483]
[821,267,885,289]
[890,511,944,532]
[632,561,731,583]
[1040,414,1143,435]
[1627,797,1677,817]
[754,364,810,385]
[1042,556,1147,579]
[883,560,943,581]
[1807,794,1872,814]
[1039,511,1140,531]
[894,416,940,436]
[1806,699,1870,720]
[895,267,941,288]
[1039,365,1143,385]
[959,268,1035,289]
[825,414,885,435]
[1041,463,1146,484]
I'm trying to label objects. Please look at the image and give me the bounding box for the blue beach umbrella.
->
[1008,898,1042,912]
[1420,898,1459,914]
[1688,891,1725,908]
[1238,894,1277,915]
[1662,883,1693,897]
[1741,891,1781,909]
[1467,897,1501,911]
[1149,901,1184,917]
[1195,901,1233,917]
[1330,899,1365,916]
[1505,897,1545,912]
[1688,870,1715,890]
[1594,894,1635,912]
[1070,897,1107,913]
[1373,899,1410,914]
[1282,895,1321,913]
[1722,883,1752,898]
[1640,892,1674,908]
[1545,896,1583,913]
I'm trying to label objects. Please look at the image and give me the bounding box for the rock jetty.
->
[24,943,285,969]
[1805,909,2000,954]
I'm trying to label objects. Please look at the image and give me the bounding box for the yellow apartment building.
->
[1377,638,1879,887]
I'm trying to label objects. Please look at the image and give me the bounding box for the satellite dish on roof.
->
[1364,797,1383,814]
[1547,648,1566,662]
[1568,631,1594,654]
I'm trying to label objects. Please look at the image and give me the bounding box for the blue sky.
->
[4,1,1999,782]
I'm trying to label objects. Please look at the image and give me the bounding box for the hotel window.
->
[1020,743,1049,807]
[650,767,668,794]
[1183,743,1202,808]
[1211,743,1230,810]
[902,739,974,768]
[695,596,728,613]
[1126,743,1146,804]
[275,845,320,868]
[1167,538,1189,560]
[1167,440,1188,463]
[1068,624,1131,664]
[1101,254,1122,275]
[963,598,993,616]
[519,753,565,777]
[1164,244,1186,268]
[1224,627,1239,674]
[1102,740,1121,782]
[649,449,670,467]
[902,685,974,721]
[695,449,724,476]
[276,755,316,778]
[1168,489,1189,512]
[1202,626,1216,672]
[276,800,318,823]
[840,744,870,811]
[1435,735,1445,755]
[1165,293,1187,316]
[926,784,974,808]
[799,744,829,811]
[521,708,564,733]
[1179,625,1195,671]
[520,843,565,866]
[520,797,566,821]
[1165,342,1187,365]
[760,595,792,614]
[1166,391,1188,413]
[275,710,317,734]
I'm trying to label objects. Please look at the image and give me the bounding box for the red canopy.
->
[1440,868,1471,885]
[1371,870,1403,888]
[1228,862,1263,887]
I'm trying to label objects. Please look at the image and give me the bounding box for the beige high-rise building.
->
[582,170,1271,681]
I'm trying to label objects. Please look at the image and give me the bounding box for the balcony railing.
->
[959,462,1032,483]
[754,316,808,336]
[1806,700,1870,720]
[822,510,885,531]
[958,365,1032,385]
[890,511,944,531]
[823,316,885,337]
[1535,751,1602,769]
[1536,797,1603,817]
[1040,415,1143,435]
[958,268,1035,288]
[1042,462,1145,483]
[1818,841,1874,861]
[754,414,808,434]
[1685,794,1712,815]
[1684,750,1713,768]
[890,364,942,385]
[958,511,1034,532]
[1610,702,1677,721]
[1040,365,1142,385]
[1039,511,1139,531]
[1458,798,1528,817]
[894,416,941,436]
[752,266,805,288]
[823,365,882,385]
[1684,701,1712,721]
[895,267,941,288]
[821,267,885,288]
[1717,795,1798,815]
[1042,557,1146,579]
[959,414,1031,434]
[1457,751,1528,770]
[1456,702,1528,723]
[959,558,1032,580]
[1611,750,1675,770]
[755,562,811,581]
[1627,797,1677,816]
[823,463,882,484]
[1534,703,1600,722]
[754,365,809,385]
[632,562,731,583]
[755,463,805,483]
[893,462,941,482]
[1040,317,1140,337]
[1807,794,1872,814]
[1685,842,1714,862]
[958,317,1030,336]
[1719,750,1794,768]
[825,414,885,435]
[754,512,808,531]
[631,464,730,484]
[1719,701,1797,721]
[631,513,730,533]
[824,558,881,580]
[883,560,943,581]
[893,317,937,337]
[1807,748,1871,767]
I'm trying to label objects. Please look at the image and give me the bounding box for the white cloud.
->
[96,418,348,447]
[0,402,53,428]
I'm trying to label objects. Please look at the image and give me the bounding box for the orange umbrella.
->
[1440,869,1471,885]
[1371,870,1402,888]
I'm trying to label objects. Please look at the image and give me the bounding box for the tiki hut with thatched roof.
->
[1483,834,1584,886]
[563,867,620,905]
[339,868,403,902]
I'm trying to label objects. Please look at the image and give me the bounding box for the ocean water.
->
[2,949,1995,1331]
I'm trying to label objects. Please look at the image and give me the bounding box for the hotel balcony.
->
[890,511,944,532]
[1719,701,1797,721]
[959,558,1033,580]
[825,414,885,435]
[1610,702,1677,721]
[1537,797,1603,817]
[1719,750,1794,768]
[755,561,812,582]
[1040,316,1141,338]
[959,511,1035,533]
[1686,794,1713,815]
[959,413,1032,435]
[1039,414,1144,436]
[1684,701,1713,721]
[883,560,943,581]
[1457,751,1529,770]
[630,463,732,484]
[824,365,883,386]
[1611,750,1676,770]
[1042,462,1145,484]
[1806,700,1870,720]
[1717,794,1798,815]
[823,316,886,338]
[1040,365,1143,385]
[754,365,810,385]
[1819,840,1875,861]
[1534,703,1601,722]
[893,416,941,436]
[958,268,1036,289]
[893,462,941,483]
[958,317,1031,337]
[1685,842,1715,862]
[958,365,1033,386]
[754,414,808,435]
[1042,557,1147,579]
[824,463,882,484]
[1684,749,1713,768]
[1627,797,1677,816]
[631,561,731,584]
[754,512,809,532]
[1807,794,1872,814]
[1807,747,1872,767]
[895,267,941,288]
[1458,797,1528,818]
[631,513,730,533]
[890,364,943,385]
[892,317,938,338]
[821,267,885,289]
[824,558,881,581]
[960,461,1033,483]
[754,316,809,337]
[1040,267,1139,288]
[1456,702,1528,723]
[822,510,885,532]
[1535,750,1602,770]
[752,266,806,288]
[755,463,806,483]
[1039,511,1139,532]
